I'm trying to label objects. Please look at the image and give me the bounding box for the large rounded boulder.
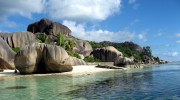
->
[65,57,86,66]
[0,32,36,48]
[15,43,85,74]
[43,44,72,72]
[0,37,15,70]
[74,40,93,57]
[114,56,134,66]
[27,18,71,37]
[93,46,123,62]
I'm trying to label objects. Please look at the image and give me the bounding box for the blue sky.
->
[0,0,180,61]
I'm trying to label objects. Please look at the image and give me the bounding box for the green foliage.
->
[67,51,81,59]
[84,56,101,62]
[65,39,76,51]
[57,33,78,58]
[89,41,107,48]
[12,47,20,53]
[142,46,152,57]
[88,41,143,61]
[36,33,49,43]
[57,32,65,47]
[113,44,143,61]
[57,32,76,51]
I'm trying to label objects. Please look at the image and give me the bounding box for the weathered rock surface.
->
[74,40,93,57]
[0,37,15,69]
[0,32,35,48]
[65,57,86,66]
[92,46,136,67]
[27,18,71,37]
[15,43,85,74]
[115,56,134,66]
[93,46,123,62]
[142,55,152,64]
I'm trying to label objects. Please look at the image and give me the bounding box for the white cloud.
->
[176,40,180,43]
[0,0,45,28]
[128,0,139,10]
[128,0,136,4]
[137,31,147,42]
[169,52,179,57]
[0,0,121,27]
[0,0,44,18]
[175,33,180,37]
[0,19,18,28]
[63,20,135,42]
[164,51,179,57]
[47,0,121,21]
[130,19,139,26]
[172,52,179,56]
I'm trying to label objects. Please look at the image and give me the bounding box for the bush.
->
[12,47,20,53]
[57,32,76,51]
[67,51,81,59]
[36,33,49,43]
[84,56,101,62]
[89,41,107,49]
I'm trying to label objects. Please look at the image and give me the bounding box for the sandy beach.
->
[0,65,125,77]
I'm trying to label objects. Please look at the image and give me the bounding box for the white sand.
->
[0,65,123,77]
[0,70,16,76]
[62,65,120,75]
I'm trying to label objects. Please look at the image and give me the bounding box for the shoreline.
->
[0,65,124,78]
[0,64,160,78]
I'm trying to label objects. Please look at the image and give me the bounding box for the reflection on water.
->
[1,63,180,100]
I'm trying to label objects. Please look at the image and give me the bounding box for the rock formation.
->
[93,46,123,62]
[74,40,93,57]
[100,41,143,53]
[0,32,35,48]
[115,56,134,66]
[65,57,86,66]
[0,37,15,70]
[27,18,71,37]
[142,55,152,64]
[92,46,137,66]
[15,43,85,74]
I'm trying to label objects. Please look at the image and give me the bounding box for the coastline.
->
[0,65,124,78]
[0,64,160,78]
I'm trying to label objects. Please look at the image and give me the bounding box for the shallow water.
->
[1,63,180,100]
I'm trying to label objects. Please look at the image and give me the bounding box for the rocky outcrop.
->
[120,41,142,53]
[115,56,134,66]
[100,41,142,53]
[27,18,71,37]
[15,43,85,74]
[65,57,86,66]
[74,40,93,57]
[92,46,136,67]
[0,32,35,48]
[0,37,15,69]
[93,46,123,62]
[142,55,152,64]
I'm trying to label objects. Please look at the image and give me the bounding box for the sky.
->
[0,0,180,61]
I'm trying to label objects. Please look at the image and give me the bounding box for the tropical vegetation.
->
[84,56,101,62]
[36,33,49,43]
[89,41,152,61]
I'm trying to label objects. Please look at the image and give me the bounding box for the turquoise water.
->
[1,63,180,100]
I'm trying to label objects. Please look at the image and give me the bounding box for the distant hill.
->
[89,41,143,61]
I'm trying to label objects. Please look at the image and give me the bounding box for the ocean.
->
[1,62,180,100]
